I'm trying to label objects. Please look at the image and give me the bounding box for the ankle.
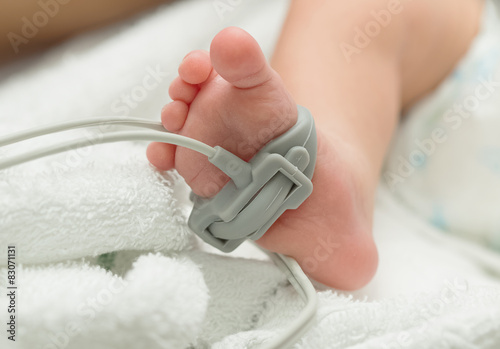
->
[317,129,376,220]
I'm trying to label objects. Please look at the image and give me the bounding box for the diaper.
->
[383,0,500,249]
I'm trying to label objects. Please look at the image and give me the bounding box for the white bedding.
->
[2,0,500,348]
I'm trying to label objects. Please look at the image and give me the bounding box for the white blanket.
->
[2,0,500,348]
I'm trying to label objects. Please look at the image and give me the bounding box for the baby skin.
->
[147,0,483,290]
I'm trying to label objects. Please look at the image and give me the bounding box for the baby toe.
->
[146,142,176,171]
[161,100,189,132]
[168,76,200,104]
[178,50,213,85]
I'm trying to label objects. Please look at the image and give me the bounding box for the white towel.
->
[2,252,210,349]
[0,152,195,264]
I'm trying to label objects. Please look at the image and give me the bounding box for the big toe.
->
[210,27,273,88]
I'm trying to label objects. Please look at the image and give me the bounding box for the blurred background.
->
[0,0,172,66]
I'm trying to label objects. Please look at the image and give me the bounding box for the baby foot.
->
[147,27,377,290]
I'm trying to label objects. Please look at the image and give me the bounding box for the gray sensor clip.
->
[188,105,317,252]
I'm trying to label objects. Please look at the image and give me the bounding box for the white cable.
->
[0,129,215,171]
[0,117,165,147]
[253,243,318,349]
